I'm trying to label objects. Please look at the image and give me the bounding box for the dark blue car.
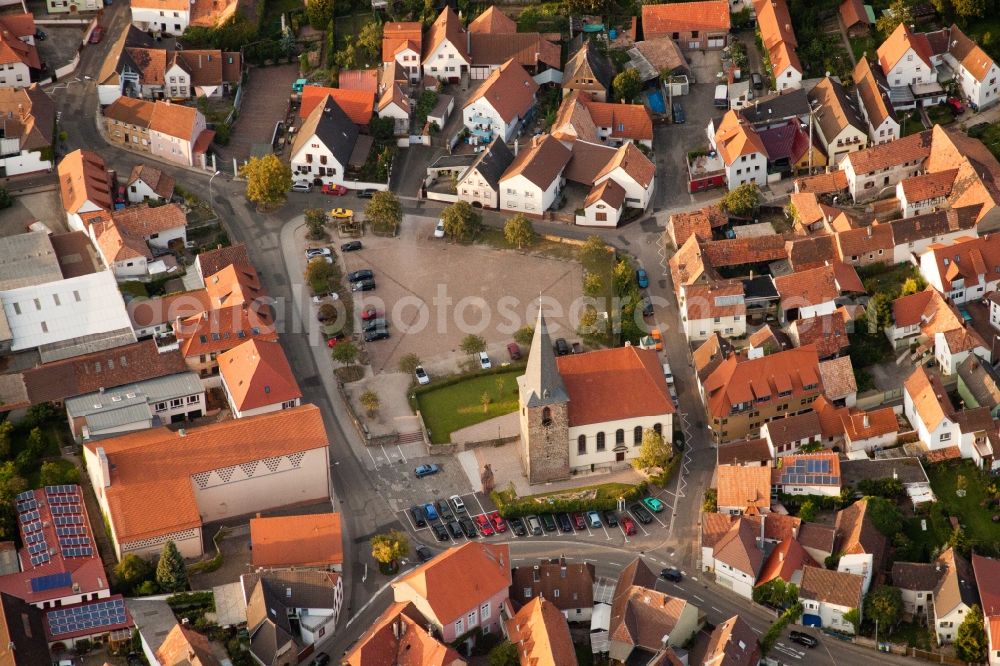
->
[636,269,649,289]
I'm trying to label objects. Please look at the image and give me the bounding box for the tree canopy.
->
[242,154,292,210]
[632,428,672,471]
[365,191,403,234]
[441,201,482,241]
[956,603,988,663]
[155,541,187,592]
[612,68,641,103]
[504,214,535,249]
[720,183,761,216]
[370,529,409,570]
[864,586,902,632]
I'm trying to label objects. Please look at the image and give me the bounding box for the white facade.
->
[801,597,857,635]
[0,62,31,89]
[775,66,803,91]
[820,125,868,166]
[865,112,900,146]
[423,38,468,82]
[934,331,990,377]
[891,225,974,264]
[991,297,1000,331]
[389,46,421,83]
[149,112,205,167]
[681,312,746,342]
[0,148,50,177]
[568,415,672,473]
[884,50,936,87]
[780,482,841,497]
[936,602,971,645]
[725,151,767,190]
[221,377,301,419]
[713,556,755,599]
[838,554,874,594]
[919,250,1000,305]
[843,155,924,203]
[897,182,948,218]
[131,4,190,35]
[457,167,500,209]
[899,586,933,616]
[904,384,961,450]
[577,197,622,227]
[47,0,101,12]
[379,100,410,135]
[500,172,562,215]
[945,54,1000,110]
[163,63,191,99]
[595,169,654,210]
[464,96,520,143]
[291,135,347,188]
[128,178,168,204]
[845,428,897,454]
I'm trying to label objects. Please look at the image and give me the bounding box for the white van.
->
[714,84,729,108]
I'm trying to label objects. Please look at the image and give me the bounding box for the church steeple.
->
[522,307,567,407]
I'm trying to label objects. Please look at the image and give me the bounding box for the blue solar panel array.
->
[779,457,839,486]
[16,498,37,513]
[54,515,83,526]
[23,522,41,534]
[45,485,78,496]
[29,552,50,567]
[30,572,72,593]
[47,598,127,637]
[26,532,44,545]
[15,490,33,502]
[63,547,93,558]
[52,504,81,516]
[56,526,86,537]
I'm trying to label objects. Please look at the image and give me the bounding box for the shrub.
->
[491,483,647,518]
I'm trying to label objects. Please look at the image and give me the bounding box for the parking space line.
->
[618,523,630,544]
[630,513,652,536]
[380,444,391,464]
[366,448,380,470]
[649,511,667,528]
[470,493,488,516]
[600,521,612,541]
[396,445,407,463]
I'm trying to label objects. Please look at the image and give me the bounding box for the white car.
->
[292,181,312,193]
[449,494,466,514]
[478,351,491,369]
[434,219,445,238]
[305,247,332,259]
[415,365,430,385]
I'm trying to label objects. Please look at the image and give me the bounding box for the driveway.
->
[218,64,299,164]
[35,24,87,75]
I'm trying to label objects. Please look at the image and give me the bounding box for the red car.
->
[326,338,340,348]
[322,184,347,196]
[474,514,494,536]
[571,512,586,530]
[946,97,964,113]
[89,25,104,43]
[360,306,384,321]
[622,516,637,536]
[489,511,507,533]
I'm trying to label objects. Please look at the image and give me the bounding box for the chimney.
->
[178,428,187,437]
[514,138,519,156]
[759,514,766,550]
[863,413,870,429]
[97,447,111,489]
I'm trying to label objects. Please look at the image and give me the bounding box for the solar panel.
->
[16,499,37,513]
[47,598,127,636]
[23,521,41,534]
[19,510,39,523]
[54,515,83,526]
[15,490,33,502]
[26,532,44,545]
[29,553,50,567]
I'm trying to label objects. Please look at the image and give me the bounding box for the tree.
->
[798,499,818,522]
[39,461,80,487]
[155,541,188,592]
[864,496,902,539]
[702,488,717,512]
[864,586,902,633]
[370,529,409,572]
[488,641,519,666]
[876,0,915,36]
[356,20,383,63]
[579,235,608,267]
[632,428,672,472]
[307,0,333,29]
[441,200,482,241]
[583,272,604,297]
[304,208,327,240]
[513,326,534,347]
[900,277,922,296]
[612,258,634,296]
[0,462,27,540]
[460,334,487,357]
[0,421,11,458]
[956,603,988,663]
[306,256,336,295]
[360,389,380,417]
[504,214,535,249]
[953,0,986,18]
[720,182,761,216]
[365,191,403,234]
[842,607,861,634]
[753,579,798,609]
[332,340,358,365]
[242,154,292,210]
[578,306,600,335]
[481,390,492,413]
[115,554,151,591]
[398,353,422,376]
[799,441,824,453]
[612,68,641,103]
[317,303,337,323]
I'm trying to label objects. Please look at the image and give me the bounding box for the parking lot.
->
[35,24,88,74]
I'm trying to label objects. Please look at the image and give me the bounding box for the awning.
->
[802,614,822,627]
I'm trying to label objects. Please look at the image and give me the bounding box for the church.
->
[517,311,675,485]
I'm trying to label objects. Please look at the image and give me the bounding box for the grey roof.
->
[519,309,567,407]
[742,275,778,301]
[840,457,929,487]
[126,599,179,656]
[0,592,50,666]
[244,569,341,664]
[0,232,63,291]
[957,354,1000,411]
[463,137,515,190]
[65,371,203,418]
[430,153,478,170]
[293,95,359,171]
[738,88,811,126]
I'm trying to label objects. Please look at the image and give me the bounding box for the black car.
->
[672,101,685,124]
[557,513,574,533]
[416,546,434,562]
[409,506,426,528]
[603,510,618,527]
[362,318,388,332]
[540,513,558,532]
[341,240,363,252]
[751,72,763,90]
[641,296,654,317]
[789,630,818,648]
[508,517,527,537]
[351,278,376,292]
[447,520,463,538]
[459,516,478,538]
[358,188,377,199]
[630,503,654,525]
[348,269,374,282]
[431,522,449,542]
[554,338,570,355]
[34,29,46,40]
[364,327,390,342]
[312,653,331,666]
[436,500,454,522]
[660,567,682,582]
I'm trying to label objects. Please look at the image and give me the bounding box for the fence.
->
[429,434,519,455]
[425,190,458,204]
[53,53,80,79]
[855,387,903,410]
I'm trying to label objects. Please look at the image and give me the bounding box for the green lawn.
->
[858,262,923,297]
[885,621,933,649]
[900,112,925,137]
[416,370,522,444]
[849,35,878,62]
[900,502,952,562]
[926,461,1000,556]
[927,104,955,126]
[528,481,638,503]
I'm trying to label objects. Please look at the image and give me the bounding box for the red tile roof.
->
[423,6,468,63]
[904,365,955,432]
[789,312,850,359]
[844,129,931,175]
[878,23,934,72]
[839,0,871,29]
[299,85,373,125]
[58,149,112,215]
[468,6,517,34]
[382,22,422,62]
[218,338,301,412]
[337,69,379,93]
[716,465,772,511]
[464,59,538,124]
[702,346,822,420]
[505,597,576,666]
[757,537,817,587]
[250,513,342,569]
[344,601,465,666]
[794,170,848,194]
[642,1,730,39]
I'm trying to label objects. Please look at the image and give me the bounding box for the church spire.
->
[522,307,567,407]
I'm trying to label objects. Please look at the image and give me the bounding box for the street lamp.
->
[208,170,221,217]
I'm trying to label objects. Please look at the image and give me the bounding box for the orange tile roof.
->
[131,0,194,10]
[464,59,538,124]
[891,288,936,328]
[174,304,276,359]
[786,235,839,272]
[344,601,466,666]
[773,263,862,309]
[103,95,156,127]
[790,192,829,229]
[799,566,863,609]
[642,1,730,38]
[84,405,328,541]
[155,625,220,666]
[702,235,787,267]
[835,498,887,566]
[753,0,801,76]
[716,465,772,510]
[713,516,766,575]
[0,14,39,70]
[702,512,737,549]
[595,142,656,188]
[842,405,898,441]
[682,280,746,320]
[148,101,201,139]
[58,149,112,215]
[93,214,151,262]
[926,234,1000,292]
[501,134,572,190]
[669,235,715,290]
[423,6,467,63]
[668,204,727,246]
[703,346,822,420]
[703,615,761,666]
[853,57,894,130]
[904,365,955,432]
[551,91,600,143]
[128,164,175,199]
[844,129,932,175]
[585,178,626,209]
[714,110,767,166]
[382,22,422,62]
[468,6,517,34]
[794,170,848,194]
[789,312,849,359]
[839,0,870,29]
[505,597,576,666]
[580,96,653,142]
[299,85,373,125]
[469,32,561,70]
[878,23,934,72]
[901,169,957,203]
[250,513,341,569]
[556,345,674,427]
[337,68,379,93]
[204,262,266,308]
[393,543,511,625]
[835,223,894,260]
[947,24,996,82]
[218,338,301,412]
[757,537,817,587]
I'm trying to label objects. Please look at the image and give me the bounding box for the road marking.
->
[608,561,621,566]
[680,571,687,576]
[692,594,704,602]
[396,445,407,463]
[751,628,762,635]
[711,606,722,613]
[366,448,380,470]
[671,584,683,592]
[380,444,391,464]
[471,492,488,516]
[690,576,698,582]
[618,523,630,543]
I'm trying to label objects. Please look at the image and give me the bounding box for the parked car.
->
[360,306,383,321]
[291,181,311,193]
[450,495,467,514]
[789,631,818,648]
[422,502,439,521]
[305,247,332,259]
[416,546,434,562]
[540,513,558,532]
[88,25,104,43]
[946,97,965,113]
[490,511,507,532]
[363,327,389,342]
[671,101,685,124]
[586,511,603,529]
[414,464,440,478]
[630,502,653,524]
[556,513,573,533]
[641,296,654,317]
[415,366,430,385]
[34,29,46,40]
[751,72,763,90]
[603,510,618,527]
[571,512,586,530]
[554,338,571,355]
[509,516,527,537]
[341,240,363,252]
[351,279,376,292]
[642,497,665,513]
[621,516,637,535]
[459,516,478,538]
[322,183,347,196]
[347,269,374,282]
[312,653,331,666]
[474,514,494,536]
[507,342,522,360]
[432,523,449,541]
[434,219,446,238]
[409,506,426,528]
[358,188,377,198]
[447,520,462,538]
[362,318,388,332]
[636,268,650,288]
[329,208,352,219]
[478,351,491,369]
[436,499,454,521]
[526,515,543,535]
[660,567,682,582]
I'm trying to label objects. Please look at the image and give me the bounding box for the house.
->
[772,262,865,322]
[43,594,134,651]
[129,0,244,35]
[678,280,746,342]
[0,592,54,665]
[58,149,113,233]
[956,354,1000,418]
[249,513,341,572]
[919,235,1000,305]
[641,1,730,50]
[126,165,174,204]
[835,498,888,578]
[716,465,771,515]
[463,59,538,145]
[344,601,466,666]
[0,485,109,610]
[904,365,964,454]
[103,98,212,168]
[423,7,469,83]
[609,558,701,662]
[64,372,205,440]
[510,557,595,622]
[897,170,957,218]
[127,289,211,340]
[887,205,981,265]
[552,92,654,149]
[456,137,514,209]
[757,118,826,175]
[0,14,40,89]
[892,562,945,615]
[377,84,410,135]
[217,338,301,418]
[667,204,726,247]
[840,130,931,202]
[708,516,766,598]
[701,346,824,443]
[128,598,223,666]
[971,554,1000,664]
[929,24,1000,111]
[798,566,863,634]
[154,623,223,666]
[193,242,250,285]
[99,43,241,104]
[289,95,360,189]
[839,0,872,36]
[518,311,674,484]
[932,547,979,645]
[786,311,850,359]
[747,323,791,359]
[562,39,612,102]
[337,69,378,94]
[753,0,802,90]
[853,58,899,145]
[499,135,571,217]
[382,22,422,83]
[760,411,823,457]
[797,522,837,565]
[82,405,331,559]
[391,542,511,643]
[878,23,937,88]
[593,142,656,210]
[772,452,841,496]
[242,569,343,665]
[0,85,53,176]
[710,110,768,190]
[467,8,561,78]
[794,170,849,195]
[703,615,761,666]
[717,437,772,467]
[299,85,373,127]
[807,76,868,165]
[578,179,625,227]
[505,597,576,666]
[813,397,898,453]
[86,204,188,280]
[757,536,816,588]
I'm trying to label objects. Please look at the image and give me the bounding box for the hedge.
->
[491,482,647,518]
[762,602,803,654]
